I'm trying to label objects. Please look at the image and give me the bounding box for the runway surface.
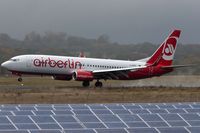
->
[0,103,199,133]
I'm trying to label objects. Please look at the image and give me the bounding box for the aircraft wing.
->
[92,66,146,79]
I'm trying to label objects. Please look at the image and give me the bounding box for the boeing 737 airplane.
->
[1,29,185,87]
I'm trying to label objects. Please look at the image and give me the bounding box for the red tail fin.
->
[146,29,181,66]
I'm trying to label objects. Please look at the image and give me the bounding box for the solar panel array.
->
[0,103,199,133]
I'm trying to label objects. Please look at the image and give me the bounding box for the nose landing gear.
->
[17,77,22,82]
[12,72,22,82]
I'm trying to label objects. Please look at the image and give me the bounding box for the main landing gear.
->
[82,80,103,87]
[95,80,103,88]
[82,81,90,87]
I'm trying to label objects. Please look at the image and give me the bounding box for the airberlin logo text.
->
[33,57,82,69]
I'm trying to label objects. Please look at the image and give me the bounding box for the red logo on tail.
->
[162,37,177,61]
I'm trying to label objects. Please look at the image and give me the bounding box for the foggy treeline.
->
[0,32,199,75]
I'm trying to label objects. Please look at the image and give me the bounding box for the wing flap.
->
[93,66,146,74]
[92,66,146,79]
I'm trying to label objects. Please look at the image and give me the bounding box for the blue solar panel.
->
[127,128,158,133]
[0,107,17,111]
[30,130,61,133]
[105,105,124,110]
[63,129,95,133]
[130,109,149,114]
[15,123,38,129]
[147,121,169,127]
[126,122,148,127]
[175,104,191,109]
[53,110,73,115]
[123,105,141,109]
[72,110,93,115]
[71,105,88,110]
[18,106,36,111]
[191,104,200,108]
[139,114,163,121]
[53,115,77,123]
[158,104,175,109]
[38,123,61,129]
[110,109,130,114]
[180,113,200,120]
[0,111,12,116]
[9,116,33,123]
[0,103,198,132]
[105,122,127,128]
[13,111,34,116]
[36,106,53,110]
[83,122,106,128]
[187,120,200,126]
[186,109,200,113]
[168,121,189,127]
[97,115,121,122]
[141,104,158,109]
[148,109,168,113]
[0,117,11,124]
[60,123,83,129]
[157,127,189,133]
[53,106,71,110]
[0,131,28,133]
[187,127,200,133]
[76,115,100,123]
[0,124,15,130]
[96,128,127,133]
[160,114,183,121]
[35,104,52,107]
[89,105,107,110]
[167,109,186,113]
[31,116,55,123]
[34,111,53,115]
[118,114,142,122]
[92,109,112,115]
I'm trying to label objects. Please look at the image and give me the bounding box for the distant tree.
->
[97,34,110,44]
[24,31,41,43]
[43,31,67,42]
[0,33,11,42]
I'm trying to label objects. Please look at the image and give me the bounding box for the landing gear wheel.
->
[82,81,90,87]
[95,81,103,88]
[18,77,22,82]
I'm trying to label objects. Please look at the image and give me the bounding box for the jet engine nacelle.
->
[73,70,93,81]
[52,75,72,81]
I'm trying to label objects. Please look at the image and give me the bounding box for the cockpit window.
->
[9,58,19,62]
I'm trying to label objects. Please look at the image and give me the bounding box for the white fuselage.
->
[2,55,146,75]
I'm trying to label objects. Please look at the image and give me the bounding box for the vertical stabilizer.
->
[146,29,181,66]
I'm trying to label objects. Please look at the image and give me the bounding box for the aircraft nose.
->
[1,61,9,69]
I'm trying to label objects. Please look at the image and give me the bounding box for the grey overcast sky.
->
[0,0,199,44]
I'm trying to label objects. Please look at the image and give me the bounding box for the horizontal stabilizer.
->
[161,64,196,69]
